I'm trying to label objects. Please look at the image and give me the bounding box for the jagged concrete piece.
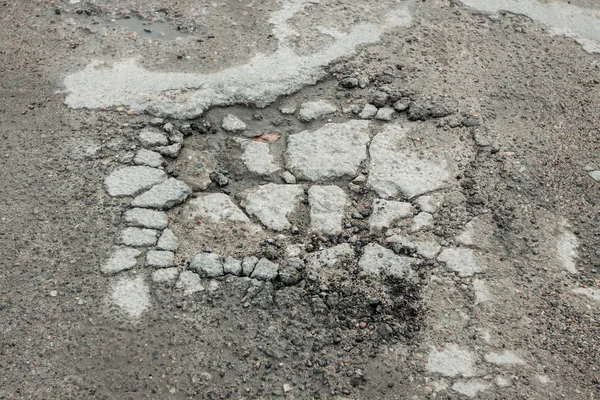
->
[250,258,279,281]
[176,271,204,295]
[145,250,175,268]
[308,186,347,235]
[427,344,477,377]
[101,247,142,274]
[119,227,158,247]
[190,253,224,277]
[239,184,304,231]
[298,100,337,122]
[286,120,370,181]
[437,248,483,277]
[358,243,416,278]
[157,229,179,252]
[234,138,281,176]
[104,166,167,197]
[152,268,179,284]
[131,178,192,210]
[368,124,450,199]
[221,114,247,132]
[187,193,251,224]
[134,149,165,168]
[109,275,150,319]
[369,199,413,234]
[124,208,169,230]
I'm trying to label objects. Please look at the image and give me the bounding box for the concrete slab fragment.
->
[131,178,192,210]
[101,247,142,274]
[239,184,304,231]
[286,120,370,181]
[308,185,347,235]
[438,248,483,277]
[124,208,169,230]
[110,275,150,319]
[105,166,167,197]
[368,124,450,199]
[369,199,413,234]
[358,243,416,278]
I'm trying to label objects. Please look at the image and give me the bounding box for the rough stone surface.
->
[170,148,215,191]
[187,193,252,224]
[151,268,179,284]
[250,258,279,281]
[358,243,416,278]
[359,103,378,119]
[374,107,395,121]
[393,98,410,111]
[139,129,168,147]
[298,100,337,122]
[110,275,150,318]
[223,256,242,276]
[131,178,192,210]
[369,124,450,199]
[242,256,259,277]
[124,208,168,230]
[437,248,483,277]
[307,244,354,269]
[451,380,490,398]
[280,171,297,184]
[484,351,526,366]
[155,143,182,158]
[239,184,304,231]
[286,120,370,181]
[235,138,280,176]
[145,250,175,268]
[415,194,443,214]
[279,102,296,115]
[119,227,158,247]
[190,253,224,277]
[221,114,247,132]
[156,229,179,252]
[369,199,413,233]
[134,149,164,168]
[427,344,477,377]
[175,271,204,295]
[308,186,347,235]
[101,247,142,274]
[105,166,167,197]
[411,212,433,232]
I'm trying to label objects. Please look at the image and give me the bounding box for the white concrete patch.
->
[484,350,526,366]
[146,250,175,268]
[369,199,413,234]
[176,271,204,295]
[239,184,304,231]
[110,275,150,319]
[556,229,578,274]
[472,279,492,305]
[308,185,347,235]
[368,124,450,199]
[187,193,252,224]
[460,0,600,54]
[358,243,416,279]
[119,227,158,247]
[63,3,412,118]
[234,138,281,176]
[415,194,443,214]
[410,212,433,233]
[124,208,169,230]
[152,268,179,284]
[427,344,477,377]
[285,120,371,181]
[157,229,179,252]
[451,379,491,398]
[104,166,167,197]
[134,149,165,168]
[298,100,337,122]
[438,248,483,277]
[250,258,279,281]
[131,178,192,210]
[190,253,224,277]
[221,114,247,132]
[102,247,142,274]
